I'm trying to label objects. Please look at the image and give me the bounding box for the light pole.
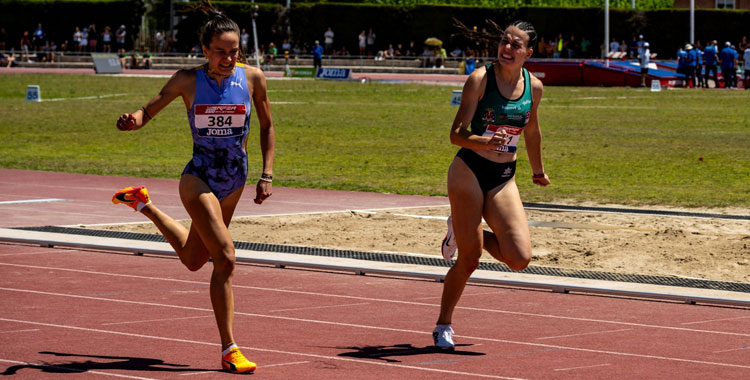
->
[251,1,260,69]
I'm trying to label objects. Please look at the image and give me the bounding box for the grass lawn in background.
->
[0,73,748,208]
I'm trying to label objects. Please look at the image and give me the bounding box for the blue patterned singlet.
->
[182,63,252,200]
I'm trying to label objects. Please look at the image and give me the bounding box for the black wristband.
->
[141,106,152,121]
[532,173,545,179]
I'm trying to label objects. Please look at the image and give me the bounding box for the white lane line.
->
[554,363,611,372]
[0,318,526,380]
[79,204,450,227]
[681,316,750,325]
[43,93,129,102]
[0,198,68,205]
[260,361,311,368]
[101,315,214,326]
[393,214,447,220]
[1,289,749,369]
[0,358,159,379]
[535,329,632,340]
[269,302,370,313]
[713,346,748,353]
[0,251,61,257]
[0,328,40,334]
[1,263,748,338]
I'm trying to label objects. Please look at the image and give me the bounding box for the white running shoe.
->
[432,324,455,350]
[441,216,457,261]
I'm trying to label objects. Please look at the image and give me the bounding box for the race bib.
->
[482,125,523,153]
[194,104,246,138]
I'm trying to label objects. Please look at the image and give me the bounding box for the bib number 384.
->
[195,104,246,138]
[482,125,523,153]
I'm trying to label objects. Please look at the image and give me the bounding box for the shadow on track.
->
[336,343,485,363]
[2,351,216,376]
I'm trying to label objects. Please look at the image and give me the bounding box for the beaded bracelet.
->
[260,173,273,183]
[532,173,546,179]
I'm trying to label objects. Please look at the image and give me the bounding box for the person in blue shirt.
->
[676,45,689,88]
[686,44,698,88]
[312,39,324,73]
[719,41,738,88]
[111,0,275,374]
[703,40,719,88]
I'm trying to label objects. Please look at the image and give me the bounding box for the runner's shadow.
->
[336,343,485,363]
[1,351,215,376]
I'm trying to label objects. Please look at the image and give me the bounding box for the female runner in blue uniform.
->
[112,0,274,373]
[434,20,550,349]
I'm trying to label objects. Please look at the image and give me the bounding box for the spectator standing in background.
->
[536,37,547,58]
[116,25,126,51]
[639,41,650,87]
[20,31,31,61]
[312,40,323,72]
[32,23,44,53]
[358,30,366,56]
[72,26,82,52]
[80,27,89,52]
[686,44,698,88]
[101,26,113,52]
[609,38,619,56]
[676,44,688,88]
[704,40,719,88]
[324,27,334,55]
[719,41,738,88]
[580,35,590,58]
[240,28,249,53]
[88,24,98,52]
[743,44,750,90]
[366,28,376,57]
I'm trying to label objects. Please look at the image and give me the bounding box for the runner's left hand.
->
[254,181,272,204]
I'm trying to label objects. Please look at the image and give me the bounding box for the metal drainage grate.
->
[16,225,750,294]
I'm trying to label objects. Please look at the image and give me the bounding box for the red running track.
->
[1,242,749,379]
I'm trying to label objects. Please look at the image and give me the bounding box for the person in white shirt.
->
[639,42,650,87]
[324,27,334,54]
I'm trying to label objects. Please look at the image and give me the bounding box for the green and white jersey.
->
[470,63,533,154]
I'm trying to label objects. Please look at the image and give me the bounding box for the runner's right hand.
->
[116,113,136,131]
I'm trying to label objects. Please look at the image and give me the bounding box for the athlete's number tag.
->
[195,104,246,138]
[482,125,523,153]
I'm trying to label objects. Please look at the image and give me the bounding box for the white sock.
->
[222,343,238,356]
[135,201,151,212]
[436,323,451,330]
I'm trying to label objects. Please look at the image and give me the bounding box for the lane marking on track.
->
[0,198,68,205]
[43,93,129,102]
[101,315,214,326]
[0,328,40,334]
[681,315,750,325]
[554,363,611,372]
[259,361,311,368]
[0,318,527,380]
[77,204,450,227]
[2,288,750,369]
[269,302,370,313]
[1,263,749,338]
[713,346,748,353]
[535,328,633,340]
[0,358,160,379]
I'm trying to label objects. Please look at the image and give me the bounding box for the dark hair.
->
[453,18,537,49]
[192,0,247,63]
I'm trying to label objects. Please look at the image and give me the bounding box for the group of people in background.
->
[536,33,594,58]
[677,38,748,89]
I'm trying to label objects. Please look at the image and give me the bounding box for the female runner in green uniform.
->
[434,20,550,349]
